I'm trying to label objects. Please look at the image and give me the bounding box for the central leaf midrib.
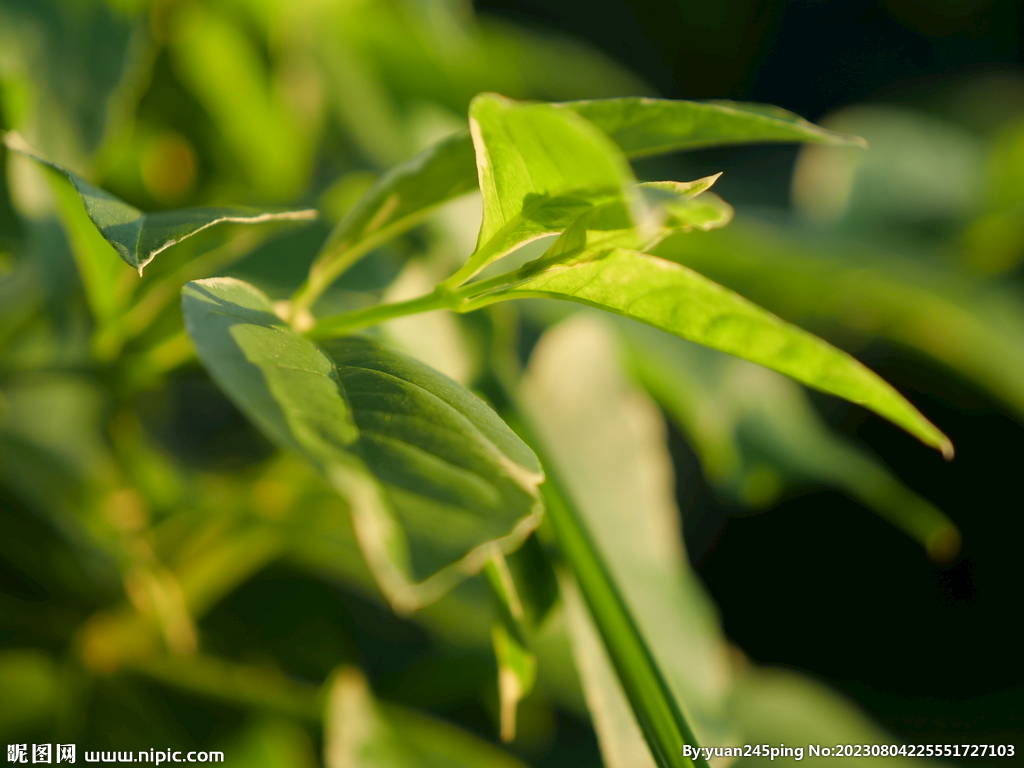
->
[358,429,505,512]
[352,408,500,471]
[337,362,514,464]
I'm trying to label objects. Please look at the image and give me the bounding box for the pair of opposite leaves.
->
[4,95,951,611]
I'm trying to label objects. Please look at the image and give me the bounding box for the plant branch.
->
[307,271,522,338]
[288,238,380,323]
[306,290,453,338]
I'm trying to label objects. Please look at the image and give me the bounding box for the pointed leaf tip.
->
[558,97,867,158]
[941,439,955,462]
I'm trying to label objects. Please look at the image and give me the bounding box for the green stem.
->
[539,477,706,768]
[306,290,452,338]
[438,249,492,292]
[490,385,707,768]
[289,241,374,322]
[307,271,521,338]
[289,212,438,322]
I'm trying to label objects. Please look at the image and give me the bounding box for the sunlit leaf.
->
[297,96,859,304]
[474,248,952,457]
[5,132,317,274]
[324,666,529,768]
[182,277,543,610]
[561,98,866,158]
[447,93,638,285]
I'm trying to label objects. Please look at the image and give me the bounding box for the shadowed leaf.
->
[182,277,542,610]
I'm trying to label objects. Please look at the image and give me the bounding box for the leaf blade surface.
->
[450,93,638,283]
[560,98,866,158]
[182,277,542,609]
[475,249,951,455]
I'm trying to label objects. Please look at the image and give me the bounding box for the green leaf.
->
[639,180,734,233]
[444,93,638,286]
[324,667,529,768]
[182,277,543,610]
[560,98,866,158]
[470,249,952,457]
[43,162,135,330]
[4,132,317,274]
[292,130,479,319]
[308,175,734,341]
[296,96,860,308]
[625,326,960,562]
[491,621,536,743]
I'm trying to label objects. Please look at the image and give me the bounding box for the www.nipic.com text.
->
[6,745,224,764]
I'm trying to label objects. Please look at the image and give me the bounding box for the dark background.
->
[475,0,1023,757]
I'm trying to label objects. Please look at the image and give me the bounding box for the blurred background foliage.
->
[0,0,1021,765]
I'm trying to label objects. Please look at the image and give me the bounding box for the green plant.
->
[15,0,1014,764]
[2,87,958,768]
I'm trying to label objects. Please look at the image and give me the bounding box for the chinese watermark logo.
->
[6,745,75,764]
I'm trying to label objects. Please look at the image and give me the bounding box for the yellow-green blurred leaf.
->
[324,666,529,768]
